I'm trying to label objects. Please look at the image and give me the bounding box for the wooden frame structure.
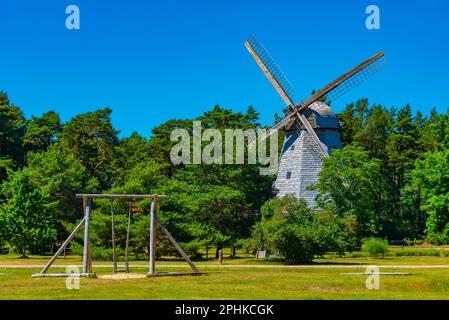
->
[32,194,202,278]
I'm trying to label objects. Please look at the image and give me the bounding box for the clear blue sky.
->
[1,0,448,137]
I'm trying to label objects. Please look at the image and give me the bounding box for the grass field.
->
[1,247,449,299]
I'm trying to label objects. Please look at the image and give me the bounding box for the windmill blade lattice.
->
[246,36,296,103]
[314,54,386,104]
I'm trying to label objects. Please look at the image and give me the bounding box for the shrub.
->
[345,251,370,258]
[180,239,205,258]
[70,242,125,261]
[362,237,389,258]
[235,238,251,254]
[251,196,354,264]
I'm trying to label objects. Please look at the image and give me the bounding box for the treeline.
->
[0,91,449,259]
[315,99,449,243]
[0,91,273,257]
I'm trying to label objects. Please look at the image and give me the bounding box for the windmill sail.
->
[244,35,385,207]
[325,53,385,102]
[299,52,385,110]
[245,36,329,157]
[245,36,296,107]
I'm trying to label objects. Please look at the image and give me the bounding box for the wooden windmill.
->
[245,36,385,206]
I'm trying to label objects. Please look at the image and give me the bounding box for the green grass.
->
[2,264,449,299]
[1,246,449,299]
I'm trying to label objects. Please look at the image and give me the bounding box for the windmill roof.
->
[303,101,340,129]
[282,101,340,131]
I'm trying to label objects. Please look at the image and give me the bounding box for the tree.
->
[313,145,383,237]
[335,100,432,240]
[59,108,119,189]
[337,98,369,146]
[413,148,449,244]
[0,170,56,256]
[0,92,27,180]
[251,196,351,264]
[24,145,99,239]
[111,132,162,187]
[353,104,393,161]
[0,202,5,248]
[145,105,273,255]
[147,118,193,173]
[24,111,62,152]
[385,105,426,237]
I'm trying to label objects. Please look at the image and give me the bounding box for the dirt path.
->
[1,264,449,269]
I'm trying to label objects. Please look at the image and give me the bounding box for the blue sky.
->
[1,0,448,137]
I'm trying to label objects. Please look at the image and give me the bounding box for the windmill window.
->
[290,145,295,151]
[286,171,292,179]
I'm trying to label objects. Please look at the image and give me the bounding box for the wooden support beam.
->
[155,216,199,273]
[149,197,156,275]
[82,197,92,274]
[111,201,117,273]
[38,217,86,274]
[125,202,132,273]
[147,272,203,278]
[88,239,93,274]
[32,273,96,278]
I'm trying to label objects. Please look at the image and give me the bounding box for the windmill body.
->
[274,101,341,207]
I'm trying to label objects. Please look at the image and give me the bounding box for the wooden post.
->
[88,239,93,274]
[82,197,92,274]
[111,200,117,273]
[218,249,223,265]
[125,201,132,273]
[149,196,157,275]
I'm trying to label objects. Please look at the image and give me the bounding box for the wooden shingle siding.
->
[273,102,342,208]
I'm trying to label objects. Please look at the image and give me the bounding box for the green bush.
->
[362,237,389,258]
[234,238,251,254]
[180,239,205,258]
[344,251,370,258]
[251,196,354,264]
[70,242,125,261]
